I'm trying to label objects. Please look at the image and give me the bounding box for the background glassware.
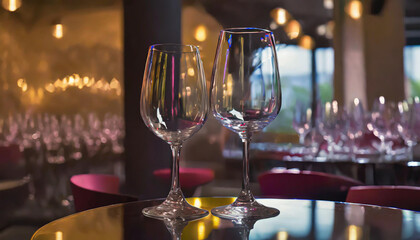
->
[293,101,312,145]
[397,98,420,160]
[211,28,281,219]
[140,44,209,220]
[347,98,367,161]
[369,97,400,160]
[302,100,325,160]
[319,100,349,160]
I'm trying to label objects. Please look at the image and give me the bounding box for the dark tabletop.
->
[31,197,420,240]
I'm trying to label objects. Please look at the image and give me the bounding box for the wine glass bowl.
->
[369,97,400,158]
[140,44,209,220]
[397,99,420,160]
[210,28,281,219]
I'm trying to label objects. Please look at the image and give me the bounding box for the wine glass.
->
[369,96,399,160]
[347,98,366,161]
[140,44,209,220]
[293,100,312,145]
[210,28,281,219]
[319,100,348,159]
[397,99,420,160]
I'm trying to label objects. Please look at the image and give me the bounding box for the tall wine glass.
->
[140,44,209,220]
[210,28,281,219]
[348,98,366,161]
[397,99,420,160]
[369,96,399,159]
[293,100,312,145]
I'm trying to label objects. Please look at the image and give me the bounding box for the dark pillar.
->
[123,0,181,197]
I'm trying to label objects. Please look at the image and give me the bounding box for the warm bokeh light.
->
[348,225,361,240]
[194,25,207,42]
[332,100,338,113]
[17,74,122,99]
[285,20,301,39]
[326,20,334,39]
[55,231,63,240]
[197,221,205,240]
[298,35,315,49]
[323,0,334,9]
[354,98,360,106]
[347,0,363,20]
[53,24,64,39]
[187,67,195,77]
[317,24,327,36]
[193,198,202,208]
[2,0,21,12]
[379,96,385,104]
[17,78,25,88]
[272,8,289,26]
[45,83,55,93]
[21,83,28,92]
[277,231,288,240]
[325,101,331,116]
[212,216,220,229]
[17,79,28,92]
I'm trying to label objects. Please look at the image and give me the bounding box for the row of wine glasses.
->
[0,112,124,161]
[293,97,420,162]
[0,111,124,208]
[140,28,282,220]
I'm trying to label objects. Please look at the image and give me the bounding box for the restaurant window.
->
[316,47,334,103]
[264,46,334,135]
[404,45,420,97]
[264,45,312,134]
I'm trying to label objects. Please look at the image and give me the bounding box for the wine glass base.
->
[142,198,209,221]
[211,199,279,220]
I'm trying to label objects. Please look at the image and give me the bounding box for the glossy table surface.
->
[32,197,420,240]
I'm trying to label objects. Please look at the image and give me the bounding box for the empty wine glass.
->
[347,98,366,160]
[369,96,400,159]
[397,99,420,160]
[210,28,281,219]
[140,44,209,220]
[320,100,348,159]
[293,101,312,144]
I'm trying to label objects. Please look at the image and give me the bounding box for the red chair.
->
[70,174,138,212]
[258,169,363,201]
[0,144,21,165]
[346,186,420,211]
[153,167,214,197]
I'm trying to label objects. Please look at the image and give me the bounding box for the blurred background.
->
[0,0,420,238]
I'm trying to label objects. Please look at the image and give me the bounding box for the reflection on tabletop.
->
[31,197,420,240]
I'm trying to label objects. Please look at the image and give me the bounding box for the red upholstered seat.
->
[346,186,420,211]
[0,144,21,165]
[153,167,214,196]
[258,169,363,201]
[70,174,137,212]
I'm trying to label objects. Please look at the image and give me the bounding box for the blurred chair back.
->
[70,174,137,212]
[258,169,363,201]
[346,186,420,211]
[153,167,214,197]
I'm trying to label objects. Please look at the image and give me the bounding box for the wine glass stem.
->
[408,145,414,161]
[299,134,305,145]
[170,144,181,192]
[238,138,254,202]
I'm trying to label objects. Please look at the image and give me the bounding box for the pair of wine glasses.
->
[140,28,282,221]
